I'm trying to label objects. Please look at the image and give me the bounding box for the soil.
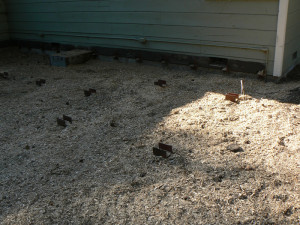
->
[0,47,299,224]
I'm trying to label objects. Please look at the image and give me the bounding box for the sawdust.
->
[0,47,299,224]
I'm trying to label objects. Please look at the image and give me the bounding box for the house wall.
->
[0,0,9,44]
[5,0,279,73]
[282,0,300,75]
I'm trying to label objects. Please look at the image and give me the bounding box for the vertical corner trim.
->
[273,0,290,77]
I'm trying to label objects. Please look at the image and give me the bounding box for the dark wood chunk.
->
[84,90,91,97]
[153,147,170,158]
[225,93,239,103]
[89,88,96,93]
[159,143,173,153]
[57,118,67,127]
[63,115,72,123]
[227,144,243,153]
[157,80,167,86]
[154,80,167,87]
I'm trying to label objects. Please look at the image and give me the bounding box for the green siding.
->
[283,0,300,75]
[5,0,279,73]
[0,0,9,42]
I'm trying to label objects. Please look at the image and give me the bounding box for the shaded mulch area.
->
[0,47,299,224]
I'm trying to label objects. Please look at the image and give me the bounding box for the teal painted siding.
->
[5,0,279,73]
[0,0,9,43]
[283,0,300,75]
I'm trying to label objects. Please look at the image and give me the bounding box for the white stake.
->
[241,80,245,99]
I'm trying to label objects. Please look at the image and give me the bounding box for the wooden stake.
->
[241,80,245,100]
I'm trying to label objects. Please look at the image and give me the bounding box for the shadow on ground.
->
[0,47,299,224]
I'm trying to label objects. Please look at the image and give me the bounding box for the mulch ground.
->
[0,47,299,224]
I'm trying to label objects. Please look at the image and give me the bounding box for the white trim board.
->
[273,0,289,77]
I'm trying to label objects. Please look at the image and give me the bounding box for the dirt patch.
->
[284,87,300,104]
[0,47,299,224]
[287,64,300,81]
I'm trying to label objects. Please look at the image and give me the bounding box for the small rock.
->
[0,72,9,79]
[36,79,46,86]
[273,194,288,202]
[239,194,248,200]
[213,174,224,182]
[110,120,117,127]
[274,179,282,187]
[24,145,30,150]
[139,172,147,177]
[228,198,235,204]
[183,196,190,201]
[284,207,293,216]
[278,137,285,146]
[131,180,140,187]
[244,165,255,171]
[227,144,243,153]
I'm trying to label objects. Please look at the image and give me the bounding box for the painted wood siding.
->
[0,0,9,43]
[5,0,279,73]
[283,0,300,74]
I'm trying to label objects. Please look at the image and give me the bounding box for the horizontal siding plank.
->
[285,38,300,54]
[6,0,279,15]
[286,10,300,29]
[9,22,277,46]
[10,32,275,62]
[287,0,300,14]
[283,40,300,71]
[7,12,278,31]
[11,30,275,49]
[0,0,6,13]
[285,2,300,47]
[0,20,8,30]
[0,33,9,41]
[0,0,9,41]
[286,27,300,44]
[282,0,300,74]
[0,14,8,22]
